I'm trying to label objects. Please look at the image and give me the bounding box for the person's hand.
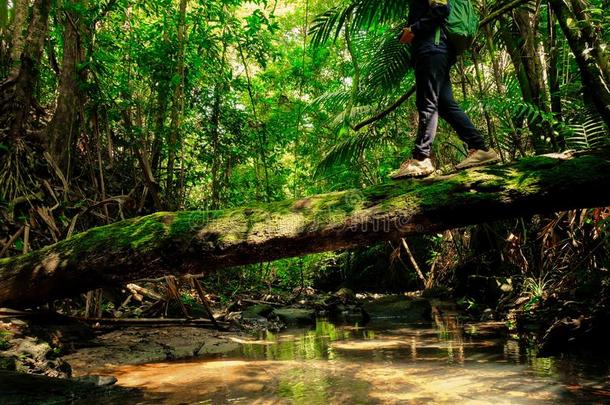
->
[399,27,415,44]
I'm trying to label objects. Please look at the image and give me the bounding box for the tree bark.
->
[0,0,6,34]
[166,0,188,207]
[151,84,169,177]
[0,0,7,72]
[120,96,164,211]
[8,0,29,77]
[501,8,557,152]
[134,146,164,211]
[482,20,517,160]
[46,0,86,177]
[210,82,223,210]
[1,150,610,308]
[1,0,50,141]
[547,4,563,125]
[549,0,610,127]
[514,9,552,112]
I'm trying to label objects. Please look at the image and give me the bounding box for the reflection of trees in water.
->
[241,320,369,361]
[242,316,474,364]
[239,315,610,402]
[432,310,465,364]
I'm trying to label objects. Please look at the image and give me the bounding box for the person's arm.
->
[409,0,450,36]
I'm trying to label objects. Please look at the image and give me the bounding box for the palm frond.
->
[310,5,356,48]
[352,0,409,30]
[309,90,353,114]
[361,30,413,94]
[315,130,391,176]
[330,105,376,128]
[310,0,409,48]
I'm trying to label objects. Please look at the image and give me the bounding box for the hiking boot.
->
[390,158,435,179]
[455,149,500,170]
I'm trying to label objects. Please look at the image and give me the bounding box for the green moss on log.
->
[0,150,609,308]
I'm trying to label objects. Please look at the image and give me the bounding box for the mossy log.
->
[1,151,610,308]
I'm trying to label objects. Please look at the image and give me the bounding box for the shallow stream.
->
[89,315,610,404]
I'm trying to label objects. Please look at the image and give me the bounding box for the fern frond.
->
[564,113,609,150]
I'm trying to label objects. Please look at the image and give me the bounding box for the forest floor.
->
[64,326,246,376]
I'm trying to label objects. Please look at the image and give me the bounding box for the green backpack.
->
[434,0,479,55]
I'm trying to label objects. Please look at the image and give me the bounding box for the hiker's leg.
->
[438,69,488,151]
[413,53,449,159]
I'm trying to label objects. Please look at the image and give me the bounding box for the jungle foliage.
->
[0,0,609,307]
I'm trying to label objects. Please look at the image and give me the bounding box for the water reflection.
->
[101,315,610,404]
[236,317,501,367]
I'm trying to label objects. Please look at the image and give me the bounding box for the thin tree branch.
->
[0,227,24,258]
[480,0,532,26]
[353,85,416,131]
[401,238,427,284]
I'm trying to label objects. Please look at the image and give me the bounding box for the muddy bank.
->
[64,326,245,376]
[0,314,252,403]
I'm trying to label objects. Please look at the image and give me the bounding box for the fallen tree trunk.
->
[1,150,610,308]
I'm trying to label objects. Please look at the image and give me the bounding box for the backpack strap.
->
[430,0,447,46]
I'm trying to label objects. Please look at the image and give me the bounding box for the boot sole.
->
[390,169,435,180]
[455,157,501,171]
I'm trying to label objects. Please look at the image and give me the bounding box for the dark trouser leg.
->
[413,53,449,159]
[438,63,488,151]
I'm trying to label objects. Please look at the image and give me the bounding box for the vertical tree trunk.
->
[1,0,50,142]
[549,0,610,126]
[500,9,557,152]
[515,8,557,151]
[514,9,552,111]
[483,22,518,159]
[547,4,563,124]
[209,38,228,210]
[210,83,223,210]
[344,14,360,128]
[0,0,6,35]
[0,0,7,73]
[8,0,29,77]
[166,0,188,208]
[46,0,86,177]
[501,25,533,101]
[121,98,164,211]
[457,59,468,100]
[151,85,169,177]
[568,0,610,85]
[150,28,170,177]
[471,50,498,151]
